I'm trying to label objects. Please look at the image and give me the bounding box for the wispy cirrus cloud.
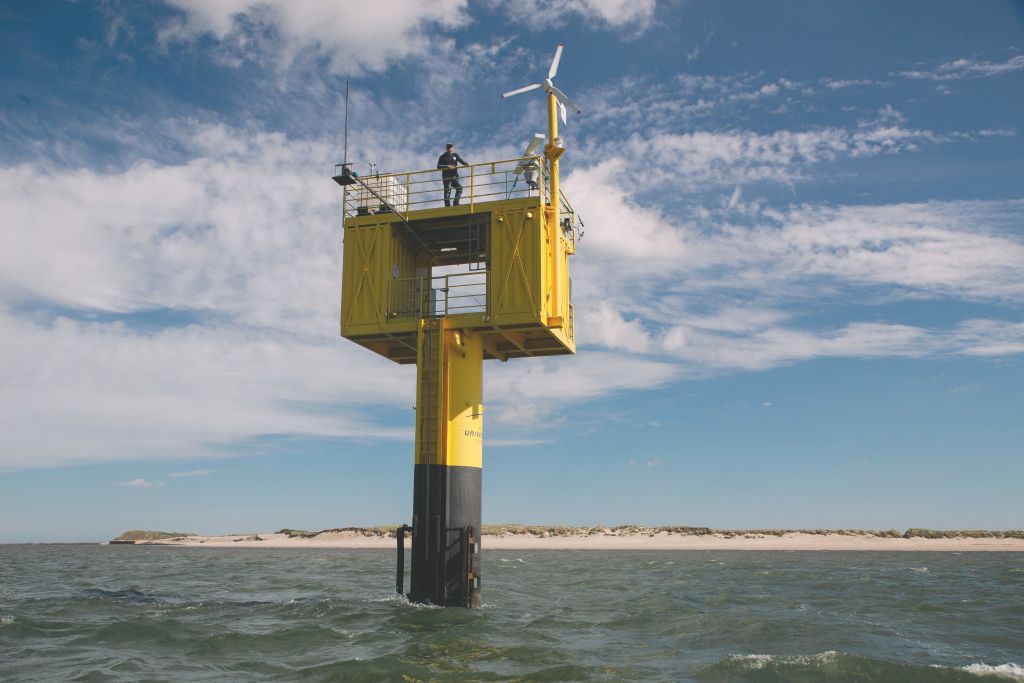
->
[581,73,800,133]
[897,54,1024,81]
[657,319,1024,372]
[167,469,216,478]
[114,478,163,488]
[823,78,877,90]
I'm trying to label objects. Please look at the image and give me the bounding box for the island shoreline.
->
[110,528,1024,552]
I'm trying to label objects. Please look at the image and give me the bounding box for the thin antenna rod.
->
[343,75,350,166]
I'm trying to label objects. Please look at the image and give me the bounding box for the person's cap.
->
[446,143,454,149]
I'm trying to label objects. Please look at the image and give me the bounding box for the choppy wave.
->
[366,594,442,609]
[2,545,1022,682]
[960,663,1024,681]
[699,652,1024,682]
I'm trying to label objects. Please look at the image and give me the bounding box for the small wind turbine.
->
[502,44,579,208]
[502,44,581,124]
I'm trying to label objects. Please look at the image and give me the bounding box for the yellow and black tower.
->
[334,46,580,606]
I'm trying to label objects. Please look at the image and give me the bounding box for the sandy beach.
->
[123,528,1024,552]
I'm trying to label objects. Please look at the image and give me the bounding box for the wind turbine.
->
[501,44,580,209]
[501,44,581,125]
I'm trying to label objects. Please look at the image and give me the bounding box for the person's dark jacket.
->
[437,151,468,179]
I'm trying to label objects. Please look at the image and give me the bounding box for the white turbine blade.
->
[548,44,564,80]
[523,133,545,156]
[551,86,581,114]
[502,83,542,98]
[558,100,567,125]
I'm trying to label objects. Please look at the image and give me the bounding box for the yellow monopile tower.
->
[333,46,580,606]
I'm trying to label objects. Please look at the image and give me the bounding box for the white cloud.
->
[167,468,216,477]
[0,126,341,326]
[0,122,433,471]
[569,124,949,208]
[978,129,1016,138]
[580,301,652,353]
[625,125,942,187]
[898,55,1024,81]
[0,308,412,471]
[747,201,1024,299]
[487,352,681,425]
[567,158,1024,303]
[558,124,987,325]
[563,156,1024,375]
[823,78,875,90]
[581,73,800,134]
[158,0,470,75]
[867,104,907,125]
[0,114,699,468]
[492,0,656,31]
[564,161,687,262]
[656,318,1024,373]
[114,478,163,488]
[3,81,1022,474]
[659,321,931,371]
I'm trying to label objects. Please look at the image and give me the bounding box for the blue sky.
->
[1,0,1022,542]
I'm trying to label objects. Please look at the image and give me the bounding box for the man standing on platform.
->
[437,143,469,206]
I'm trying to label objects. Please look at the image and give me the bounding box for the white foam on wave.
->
[960,663,1024,681]
[726,651,840,670]
[910,567,929,574]
[366,594,441,609]
[730,654,772,670]
[498,558,525,564]
[0,614,14,625]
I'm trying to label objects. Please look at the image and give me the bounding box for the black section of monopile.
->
[407,464,481,607]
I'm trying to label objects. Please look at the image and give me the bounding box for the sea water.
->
[1,545,1022,681]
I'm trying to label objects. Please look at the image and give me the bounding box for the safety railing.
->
[557,192,582,250]
[387,271,488,321]
[339,156,548,218]
[338,155,583,250]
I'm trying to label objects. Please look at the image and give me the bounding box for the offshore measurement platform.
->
[332,45,582,606]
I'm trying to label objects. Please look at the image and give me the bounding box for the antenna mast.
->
[343,75,350,166]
